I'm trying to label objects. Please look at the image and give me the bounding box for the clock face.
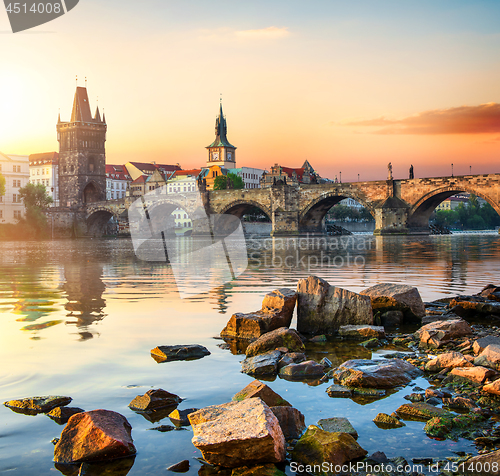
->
[213,152,219,160]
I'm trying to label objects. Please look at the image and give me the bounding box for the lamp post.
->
[470,165,472,175]
[358,174,360,182]
[451,163,454,177]
[339,171,342,183]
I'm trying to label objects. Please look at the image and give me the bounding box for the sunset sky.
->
[1,0,499,181]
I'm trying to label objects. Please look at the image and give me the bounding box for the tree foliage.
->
[213,173,245,191]
[432,195,500,230]
[17,183,53,238]
[326,204,374,222]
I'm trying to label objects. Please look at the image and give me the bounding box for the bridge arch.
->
[408,185,500,229]
[86,208,119,236]
[219,200,272,221]
[299,191,375,233]
[83,181,103,204]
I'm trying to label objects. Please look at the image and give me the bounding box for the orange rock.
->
[450,366,495,385]
[483,379,500,395]
[189,399,285,468]
[233,380,290,407]
[425,351,473,371]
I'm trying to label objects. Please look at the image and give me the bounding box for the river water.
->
[1,233,499,475]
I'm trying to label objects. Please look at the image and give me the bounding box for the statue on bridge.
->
[387,162,393,180]
[409,164,414,179]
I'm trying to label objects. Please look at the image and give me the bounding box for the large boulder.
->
[425,351,473,372]
[332,358,422,388]
[296,276,373,335]
[150,344,210,363]
[473,336,500,355]
[233,380,291,407]
[54,410,136,463]
[483,379,500,396]
[128,389,181,411]
[246,328,304,357]
[450,296,500,318]
[360,283,425,320]
[462,450,500,476]
[241,350,282,376]
[474,345,500,369]
[271,406,306,439]
[188,399,285,468]
[221,289,297,340]
[414,319,473,348]
[317,418,358,439]
[292,425,367,471]
[4,396,72,415]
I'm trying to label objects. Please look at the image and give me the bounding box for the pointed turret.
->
[102,112,106,124]
[70,86,93,122]
[94,106,101,122]
[207,101,235,149]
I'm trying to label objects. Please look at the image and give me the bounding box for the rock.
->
[309,335,327,343]
[129,389,181,411]
[168,408,198,426]
[271,406,306,439]
[450,297,500,317]
[245,328,304,357]
[423,416,454,438]
[150,344,210,363]
[449,366,496,385]
[380,310,404,327]
[474,336,500,355]
[231,464,286,476]
[292,425,367,469]
[278,352,306,369]
[3,396,72,415]
[279,361,325,379]
[326,384,353,398]
[188,399,285,468]
[360,338,379,348]
[462,449,500,476]
[77,457,136,476]
[360,283,425,320]
[233,380,290,407]
[317,417,358,439]
[167,460,190,472]
[404,393,425,402]
[332,358,422,388]
[47,407,84,424]
[351,387,386,397]
[221,289,297,340]
[443,397,477,411]
[425,388,449,399]
[414,319,473,348]
[241,350,282,376]
[373,413,405,429]
[425,351,473,372]
[296,276,373,335]
[483,379,500,395]
[474,345,500,369]
[339,325,385,340]
[53,410,136,463]
[396,402,451,421]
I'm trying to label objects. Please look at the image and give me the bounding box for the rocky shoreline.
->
[4,280,500,475]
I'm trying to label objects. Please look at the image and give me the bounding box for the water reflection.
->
[63,262,106,340]
[55,457,135,476]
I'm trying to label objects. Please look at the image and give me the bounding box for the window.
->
[0,196,2,202]
[13,194,19,203]
[13,210,21,219]
[13,165,21,173]
[0,210,2,218]
[13,180,21,187]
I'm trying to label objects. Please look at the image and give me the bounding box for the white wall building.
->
[0,153,29,223]
[339,198,363,209]
[29,152,59,206]
[106,165,131,200]
[232,167,264,189]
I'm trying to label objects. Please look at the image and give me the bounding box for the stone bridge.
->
[48,174,500,236]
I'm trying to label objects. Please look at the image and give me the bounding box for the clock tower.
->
[206,101,236,169]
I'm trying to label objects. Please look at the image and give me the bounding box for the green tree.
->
[0,173,5,198]
[17,183,53,238]
[213,173,245,190]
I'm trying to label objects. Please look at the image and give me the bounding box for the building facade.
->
[57,86,107,207]
[29,152,59,205]
[124,162,181,181]
[232,167,264,189]
[260,161,320,188]
[206,102,236,169]
[105,165,131,200]
[0,153,29,223]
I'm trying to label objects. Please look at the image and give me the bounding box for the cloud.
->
[234,26,290,40]
[339,103,500,135]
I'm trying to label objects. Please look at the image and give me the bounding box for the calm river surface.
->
[1,233,499,475]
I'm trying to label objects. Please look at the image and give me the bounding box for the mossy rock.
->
[231,464,286,476]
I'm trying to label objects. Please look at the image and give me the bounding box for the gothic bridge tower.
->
[57,86,107,207]
[206,101,236,169]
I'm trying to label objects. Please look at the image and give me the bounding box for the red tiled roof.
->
[131,175,147,184]
[281,167,305,181]
[106,164,131,180]
[172,169,201,177]
[29,152,59,164]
